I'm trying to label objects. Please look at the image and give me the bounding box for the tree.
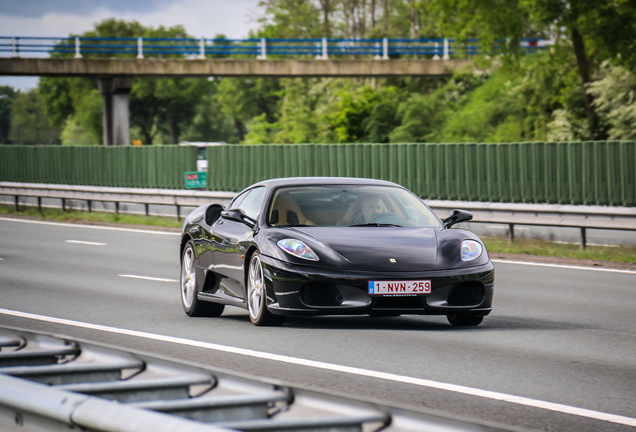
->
[217,78,281,142]
[9,89,60,145]
[61,116,96,145]
[0,86,17,144]
[587,62,636,140]
[39,19,210,145]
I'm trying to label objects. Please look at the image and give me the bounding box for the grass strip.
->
[2,204,635,264]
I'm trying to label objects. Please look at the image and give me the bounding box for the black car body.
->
[180,177,494,326]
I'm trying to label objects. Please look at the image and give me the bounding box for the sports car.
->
[180,177,494,326]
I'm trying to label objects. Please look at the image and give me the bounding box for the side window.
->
[236,187,267,220]
[228,190,249,210]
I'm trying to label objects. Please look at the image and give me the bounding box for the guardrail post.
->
[74,37,82,58]
[198,37,206,59]
[87,200,92,213]
[61,198,66,213]
[176,204,181,221]
[256,38,267,60]
[137,37,144,59]
[322,38,328,60]
[11,37,19,58]
[37,197,42,214]
[508,223,515,243]
[14,195,19,211]
[115,202,120,214]
[443,38,450,60]
[145,203,150,216]
[382,38,389,59]
[580,227,587,250]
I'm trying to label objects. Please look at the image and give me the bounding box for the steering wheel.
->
[368,212,412,225]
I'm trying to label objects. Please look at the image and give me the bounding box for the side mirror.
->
[205,204,224,225]
[221,209,256,228]
[443,209,472,229]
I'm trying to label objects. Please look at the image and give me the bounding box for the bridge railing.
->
[0,36,551,60]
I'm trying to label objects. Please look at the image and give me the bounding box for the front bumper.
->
[260,255,495,317]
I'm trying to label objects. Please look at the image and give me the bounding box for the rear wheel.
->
[181,241,225,317]
[447,314,483,327]
[247,252,285,326]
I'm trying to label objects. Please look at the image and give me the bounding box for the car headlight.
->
[277,239,319,261]
[461,240,483,261]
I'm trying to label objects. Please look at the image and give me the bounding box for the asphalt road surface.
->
[0,217,635,432]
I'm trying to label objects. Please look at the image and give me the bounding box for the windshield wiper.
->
[349,223,403,227]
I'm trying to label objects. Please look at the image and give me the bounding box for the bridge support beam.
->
[98,78,132,146]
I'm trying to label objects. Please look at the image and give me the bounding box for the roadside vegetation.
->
[0,205,182,229]
[2,205,635,265]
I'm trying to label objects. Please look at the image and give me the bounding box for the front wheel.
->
[247,252,285,326]
[181,241,225,317]
[447,314,483,327]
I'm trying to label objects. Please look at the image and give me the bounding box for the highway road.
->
[0,216,635,432]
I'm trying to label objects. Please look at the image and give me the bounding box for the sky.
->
[0,0,260,90]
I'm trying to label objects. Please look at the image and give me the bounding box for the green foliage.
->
[327,86,379,143]
[587,62,636,140]
[8,89,60,145]
[180,85,239,144]
[61,116,96,145]
[256,0,322,38]
[0,86,17,144]
[25,4,636,148]
[217,78,281,142]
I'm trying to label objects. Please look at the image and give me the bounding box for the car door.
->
[208,186,267,299]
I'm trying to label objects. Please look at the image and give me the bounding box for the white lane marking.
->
[0,308,634,427]
[65,240,107,246]
[0,217,179,236]
[492,259,636,275]
[119,274,178,283]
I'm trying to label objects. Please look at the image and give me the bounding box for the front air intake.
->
[299,283,343,307]
[447,282,485,306]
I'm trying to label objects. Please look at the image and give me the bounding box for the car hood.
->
[294,226,440,272]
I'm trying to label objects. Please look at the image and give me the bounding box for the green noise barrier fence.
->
[208,141,635,207]
[0,141,634,206]
[0,145,197,189]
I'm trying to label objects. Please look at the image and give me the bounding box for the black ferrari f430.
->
[180,177,494,326]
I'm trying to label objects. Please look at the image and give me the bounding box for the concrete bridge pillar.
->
[98,78,132,146]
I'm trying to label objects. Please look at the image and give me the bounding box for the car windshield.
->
[267,185,440,228]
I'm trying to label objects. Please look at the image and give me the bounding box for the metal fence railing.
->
[0,36,551,60]
[0,141,633,207]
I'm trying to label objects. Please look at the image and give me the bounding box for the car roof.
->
[251,177,401,189]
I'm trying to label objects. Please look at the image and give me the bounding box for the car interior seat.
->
[269,193,315,226]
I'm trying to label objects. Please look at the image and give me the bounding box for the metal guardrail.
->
[0,182,235,221]
[0,327,515,431]
[1,182,635,248]
[0,35,550,60]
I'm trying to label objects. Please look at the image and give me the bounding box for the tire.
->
[247,252,285,326]
[447,314,483,327]
[181,241,225,317]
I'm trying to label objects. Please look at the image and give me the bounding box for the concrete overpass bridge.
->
[0,35,548,145]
